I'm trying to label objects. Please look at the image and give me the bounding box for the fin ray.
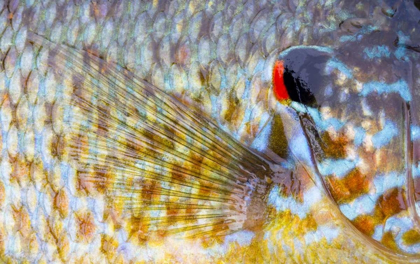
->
[28,32,288,239]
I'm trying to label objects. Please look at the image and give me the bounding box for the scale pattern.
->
[0,0,418,263]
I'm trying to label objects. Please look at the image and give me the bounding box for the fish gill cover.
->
[0,0,419,263]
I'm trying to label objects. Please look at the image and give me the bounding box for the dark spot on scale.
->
[402,229,420,246]
[267,114,289,159]
[326,169,370,204]
[381,231,399,252]
[375,187,407,219]
[198,67,209,86]
[321,132,349,159]
[51,133,65,159]
[352,214,377,237]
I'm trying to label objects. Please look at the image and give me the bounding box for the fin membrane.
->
[28,32,285,240]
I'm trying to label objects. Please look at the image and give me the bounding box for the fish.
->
[0,0,419,263]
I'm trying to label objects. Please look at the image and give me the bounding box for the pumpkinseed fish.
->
[0,0,419,263]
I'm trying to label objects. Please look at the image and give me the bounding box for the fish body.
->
[0,0,419,263]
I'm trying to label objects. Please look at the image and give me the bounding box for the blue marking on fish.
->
[354,127,366,147]
[395,47,408,60]
[251,115,272,152]
[304,226,339,244]
[279,45,333,57]
[224,230,255,247]
[363,45,391,59]
[268,185,322,219]
[372,225,384,241]
[373,172,406,195]
[326,58,353,78]
[360,80,412,102]
[339,25,378,42]
[413,164,420,178]
[318,158,359,178]
[308,106,344,131]
[372,120,398,149]
[411,125,420,141]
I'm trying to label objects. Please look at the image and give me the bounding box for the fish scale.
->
[0,0,419,263]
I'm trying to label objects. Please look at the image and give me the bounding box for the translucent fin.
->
[28,32,288,240]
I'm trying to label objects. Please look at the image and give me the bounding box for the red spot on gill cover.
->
[272,60,290,102]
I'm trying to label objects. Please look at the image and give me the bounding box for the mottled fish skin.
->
[0,0,418,263]
[266,1,420,259]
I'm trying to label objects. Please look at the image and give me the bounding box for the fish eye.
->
[272,47,333,109]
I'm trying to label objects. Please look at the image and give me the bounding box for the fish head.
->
[268,22,420,257]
